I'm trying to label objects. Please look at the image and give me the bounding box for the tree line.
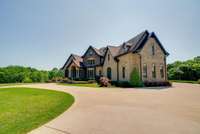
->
[0,56,199,83]
[0,66,64,83]
[168,56,200,81]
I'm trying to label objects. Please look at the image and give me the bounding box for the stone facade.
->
[62,30,169,82]
[117,53,140,81]
[83,47,102,67]
[140,37,167,82]
[103,50,118,81]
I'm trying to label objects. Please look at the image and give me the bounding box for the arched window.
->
[122,67,125,78]
[152,64,156,78]
[143,64,147,78]
[160,64,164,78]
[107,67,112,79]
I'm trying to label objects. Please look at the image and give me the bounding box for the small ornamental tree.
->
[130,68,143,87]
[99,77,110,87]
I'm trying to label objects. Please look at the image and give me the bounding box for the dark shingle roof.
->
[107,45,121,57]
[71,54,83,67]
[62,30,169,69]
[92,46,105,56]
[83,30,168,59]
[115,30,169,57]
[61,54,83,69]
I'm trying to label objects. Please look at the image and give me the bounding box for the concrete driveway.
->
[18,83,200,134]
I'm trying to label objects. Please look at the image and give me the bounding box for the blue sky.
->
[0,0,199,70]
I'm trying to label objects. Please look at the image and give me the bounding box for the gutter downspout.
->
[164,56,167,81]
[116,58,119,82]
[138,53,142,81]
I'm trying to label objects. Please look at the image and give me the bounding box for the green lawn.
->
[58,83,100,87]
[0,87,74,134]
[170,80,199,84]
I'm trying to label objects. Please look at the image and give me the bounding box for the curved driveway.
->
[18,83,200,134]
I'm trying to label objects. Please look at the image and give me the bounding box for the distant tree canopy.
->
[0,56,199,83]
[0,66,64,83]
[168,56,200,81]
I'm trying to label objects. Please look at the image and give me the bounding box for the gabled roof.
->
[62,30,169,69]
[71,54,83,67]
[82,46,106,57]
[148,32,169,55]
[107,45,121,57]
[61,54,83,69]
[115,30,169,57]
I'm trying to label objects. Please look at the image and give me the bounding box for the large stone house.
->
[61,30,169,82]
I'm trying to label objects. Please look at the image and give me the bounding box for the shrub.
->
[95,75,101,84]
[80,78,89,81]
[22,77,32,83]
[144,81,172,87]
[71,81,88,84]
[130,68,143,87]
[46,80,53,83]
[48,68,64,80]
[51,77,64,83]
[198,79,200,84]
[117,81,133,88]
[62,77,72,83]
[111,81,118,86]
[88,80,96,83]
[99,77,110,87]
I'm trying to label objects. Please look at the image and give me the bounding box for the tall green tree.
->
[168,56,200,81]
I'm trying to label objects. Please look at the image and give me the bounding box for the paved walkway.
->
[15,83,200,134]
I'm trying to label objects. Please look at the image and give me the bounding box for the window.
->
[87,59,95,65]
[87,68,94,79]
[152,64,156,78]
[108,54,110,61]
[122,67,125,78]
[107,67,112,79]
[65,69,69,77]
[160,64,164,78]
[71,67,76,79]
[79,69,84,78]
[152,45,155,56]
[143,64,147,78]
[99,70,102,76]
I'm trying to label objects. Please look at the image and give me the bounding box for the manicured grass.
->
[58,83,100,87]
[170,80,199,84]
[0,87,74,134]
